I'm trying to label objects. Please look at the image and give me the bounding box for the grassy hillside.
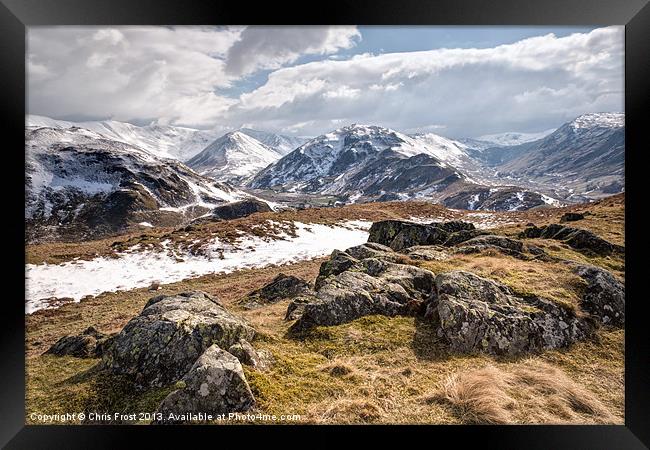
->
[25,194,625,424]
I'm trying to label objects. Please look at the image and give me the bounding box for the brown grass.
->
[431,361,617,424]
[25,193,625,425]
[415,252,588,311]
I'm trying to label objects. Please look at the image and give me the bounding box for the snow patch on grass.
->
[25,220,371,313]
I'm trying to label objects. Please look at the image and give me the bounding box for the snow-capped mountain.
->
[248,124,551,210]
[475,129,556,147]
[187,131,285,183]
[494,113,625,200]
[238,128,307,155]
[249,124,457,192]
[26,126,248,242]
[27,115,219,161]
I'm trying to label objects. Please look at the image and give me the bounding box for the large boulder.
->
[239,273,311,309]
[519,224,623,255]
[389,224,450,251]
[574,265,625,326]
[344,242,400,261]
[228,339,274,371]
[290,257,435,332]
[368,220,449,250]
[103,291,255,387]
[155,345,255,423]
[443,229,490,246]
[402,246,450,261]
[202,199,272,221]
[315,250,361,289]
[427,271,595,356]
[456,235,525,253]
[368,220,482,251]
[430,220,476,233]
[560,212,585,223]
[285,296,314,321]
[452,235,542,260]
[45,326,114,358]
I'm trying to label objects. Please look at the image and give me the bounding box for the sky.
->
[27,26,624,138]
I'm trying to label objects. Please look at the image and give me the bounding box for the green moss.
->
[26,355,175,424]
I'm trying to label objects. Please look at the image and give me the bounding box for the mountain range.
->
[25,126,249,242]
[25,112,624,242]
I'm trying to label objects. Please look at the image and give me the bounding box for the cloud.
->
[28,26,623,137]
[225,27,624,137]
[223,26,360,76]
[28,26,243,126]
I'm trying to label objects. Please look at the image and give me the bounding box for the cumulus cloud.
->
[224,26,360,76]
[28,26,624,137]
[28,26,243,126]
[226,26,624,137]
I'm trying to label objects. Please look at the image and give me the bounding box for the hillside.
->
[26,194,625,424]
[25,126,250,243]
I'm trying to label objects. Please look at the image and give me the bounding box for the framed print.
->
[1,0,648,447]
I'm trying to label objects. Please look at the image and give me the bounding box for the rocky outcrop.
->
[239,273,311,309]
[519,224,624,255]
[575,265,625,326]
[45,326,114,358]
[368,220,477,251]
[443,229,490,246]
[290,256,435,332]
[103,291,255,388]
[155,345,255,423]
[427,271,595,356]
[285,296,313,321]
[315,250,360,289]
[560,212,585,223]
[198,199,272,222]
[228,339,274,371]
[402,246,450,261]
[452,235,548,260]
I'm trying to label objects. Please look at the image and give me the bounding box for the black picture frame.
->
[1,0,648,447]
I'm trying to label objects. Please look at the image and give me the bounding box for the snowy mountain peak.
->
[569,112,624,130]
[187,131,282,182]
[237,128,307,155]
[27,114,218,161]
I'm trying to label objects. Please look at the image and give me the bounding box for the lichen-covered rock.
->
[344,242,399,261]
[430,220,475,233]
[427,271,595,356]
[45,326,114,358]
[367,220,415,246]
[228,339,274,371]
[315,250,360,289]
[285,296,313,321]
[368,220,450,250]
[202,199,272,221]
[402,246,450,261]
[443,229,490,246]
[368,220,480,251]
[453,235,535,259]
[575,265,625,326]
[103,291,255,388]
[560,212,585,223]
[291,258,435,332]
[389,224,449,251]
[519,224,624,255]
[457,235,525,253]
[239,273,311,309]
[155,345,254,424]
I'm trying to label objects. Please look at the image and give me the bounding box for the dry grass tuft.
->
[321,361,357,377]
[431,361,617,424]
[319,398,385,424]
